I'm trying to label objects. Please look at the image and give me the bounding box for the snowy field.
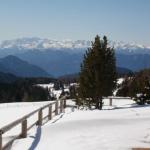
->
[0,101,53,128]
[0,101,56,147]
[1,99,150,150]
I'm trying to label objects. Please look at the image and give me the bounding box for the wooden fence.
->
[0,99,66,150]
[0,97,132,150]
[103,97,131,106]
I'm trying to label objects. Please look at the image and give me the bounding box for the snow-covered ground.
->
[113,78,124,96]
[0,101,53,128]
[1,99,150,150]
[36,83,66,99]
[0,101,56,147]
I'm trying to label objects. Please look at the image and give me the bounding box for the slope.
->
[0,55,50,77]
[0,72,19,83]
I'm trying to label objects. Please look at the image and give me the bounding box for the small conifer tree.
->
[78,35,117,109]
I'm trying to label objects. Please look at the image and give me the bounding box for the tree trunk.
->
[99,96,103,110]
[95,97,100,109]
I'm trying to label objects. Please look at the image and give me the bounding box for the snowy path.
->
[11,103,150,150]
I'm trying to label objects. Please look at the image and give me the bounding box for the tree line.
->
[117,69,150,104]
[0,77,56,103]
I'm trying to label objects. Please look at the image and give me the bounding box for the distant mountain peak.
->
[0,37,150,54]
[0,37,91,50]
[0,55,50,77]
[4,55,20,60]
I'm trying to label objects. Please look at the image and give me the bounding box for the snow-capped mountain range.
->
[0,37,150,54]
[0,37,91,50]
[0,37,150,76]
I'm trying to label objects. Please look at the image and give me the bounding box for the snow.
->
[113,78,124,96]
[37,83,70,99]
[117,78,124,84]
[0,98,147,150]
[53,90,63,99]
[36,83,62,99]
[0,101,58,147]
[64,88,70,92]
[37,83,54,89]
[0,38,91,50]
[0,101,53,128]
[1,37,150,54]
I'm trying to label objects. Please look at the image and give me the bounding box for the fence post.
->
[37,109,43,126]
[21,119,27,138]
[62,100,64,112]
[64,99,66,108]
[0,131,2,150]
[109,98,112,106]
[48,105,52,120]
[60,100,63,113]
[55,100,58,115]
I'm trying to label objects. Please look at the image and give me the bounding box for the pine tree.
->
[129,69,150,104]
[78,35,117,109]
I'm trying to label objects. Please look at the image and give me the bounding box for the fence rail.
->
[103,97,131,106]
[0,98,66,150]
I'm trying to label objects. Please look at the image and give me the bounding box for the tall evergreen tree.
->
[78,35,117,109]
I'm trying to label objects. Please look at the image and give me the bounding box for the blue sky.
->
[0,0,150,45]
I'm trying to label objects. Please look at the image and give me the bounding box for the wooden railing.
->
[0,99,66,150]
[103,96,131,106]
